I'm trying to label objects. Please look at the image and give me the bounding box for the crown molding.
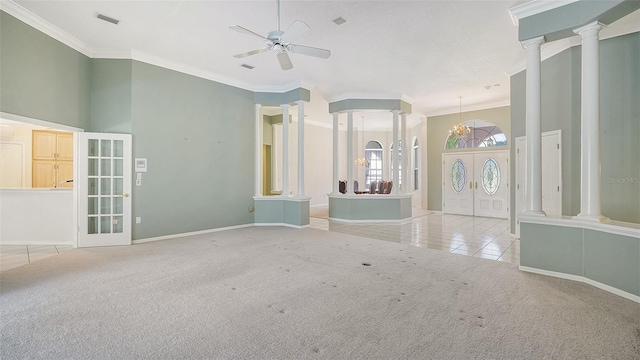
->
[129,50,255,92]
[254,80,314,93]
[0,0,93,56]
[327,92,414,104]
[509,0,580,26]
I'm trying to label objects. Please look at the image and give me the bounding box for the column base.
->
[573,213,610,223]
[523,210,546,217]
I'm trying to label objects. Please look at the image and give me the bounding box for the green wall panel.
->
[130,61,255,240]
[520,223,584,276]
[584,229,640,297]
[0,11,91,129]
[90,59,132,133]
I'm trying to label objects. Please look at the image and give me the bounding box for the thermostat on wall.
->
[135,158,147,172]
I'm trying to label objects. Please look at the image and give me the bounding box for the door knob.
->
[122,193,129,198]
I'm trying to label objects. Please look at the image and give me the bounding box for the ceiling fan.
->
[229,0,331,70]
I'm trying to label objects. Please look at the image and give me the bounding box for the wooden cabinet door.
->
[57,161,74,188]
[33,160,56,188]
[33,131,57,160]
[57,133,74,161]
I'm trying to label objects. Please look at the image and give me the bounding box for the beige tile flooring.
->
[310,210,520,264]
[0,210,518,272]
[0,245,74,272]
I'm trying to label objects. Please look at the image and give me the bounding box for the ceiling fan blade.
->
[233,48,270,58]
[288,44,331,59]
[280,20,309,44]
[276,51,293,70]
[229,25,268,41]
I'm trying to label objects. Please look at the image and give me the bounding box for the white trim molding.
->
[0,0,93,56]
[519,214,640,239]
[519,266,640,304]
[509,0,580,27]
[327,92,415,104]
[132,224,255,244]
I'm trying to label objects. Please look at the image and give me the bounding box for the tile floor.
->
[0,210,518,272]
[310,210,520,264]
[0,245,74,272]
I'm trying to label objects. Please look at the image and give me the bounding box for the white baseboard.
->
[310,204,328,208]
[328,217,412,224]
[132,224,254,244]
[254,223,310,229]
[519,266,640,304]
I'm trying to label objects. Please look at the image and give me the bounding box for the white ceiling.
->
[6,1,639,131]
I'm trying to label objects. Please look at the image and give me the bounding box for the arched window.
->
[390,140,402,188]
[412,138,419,190]
[365,141,383,187]
[445,120,507,150]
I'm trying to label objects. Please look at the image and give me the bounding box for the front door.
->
[442,153,474,216]
[473,152,509,218]
[443,151,509,219]
[76,132,132,247]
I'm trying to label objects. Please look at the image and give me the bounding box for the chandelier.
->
[355,116,369,167]
[449,96,471,138]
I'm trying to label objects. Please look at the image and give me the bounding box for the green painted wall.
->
[130,61,256,239]
[90,59,132,133]
[426,106,511,211]
[510,33,640,225]
[0,11,91,129]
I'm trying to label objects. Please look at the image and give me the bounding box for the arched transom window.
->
[445,120,507,150]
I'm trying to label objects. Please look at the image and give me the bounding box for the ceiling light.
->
[96,13,120,25]
[449,97,471,139]
[332,17,347,25]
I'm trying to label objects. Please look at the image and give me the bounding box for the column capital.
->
[574,21,606,37]
[521,36,545,50]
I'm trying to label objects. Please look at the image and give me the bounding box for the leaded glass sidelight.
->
[481,158,501,195]
[450,159,466,193]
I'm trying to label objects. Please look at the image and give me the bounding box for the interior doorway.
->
[515,130,562,237]
[442,150,509,219]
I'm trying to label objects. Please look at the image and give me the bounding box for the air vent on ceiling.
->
[332,17,347,25]
[96,13,120,25]
[241,64,255,70]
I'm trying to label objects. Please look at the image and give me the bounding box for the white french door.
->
[442,150,509,219]
[443,153,474,216]
[473,152,509,218]
[75,132,132,247]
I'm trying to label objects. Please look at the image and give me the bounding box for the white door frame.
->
[515,130,562,237]
[442,149,510,219]
[75,132,132,248]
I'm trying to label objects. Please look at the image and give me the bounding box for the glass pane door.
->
[77,133,131,247]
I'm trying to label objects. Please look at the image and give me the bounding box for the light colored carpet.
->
[1,227,639,360]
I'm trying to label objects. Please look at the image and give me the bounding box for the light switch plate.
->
[136,179,142,186]
[137,173,142,180]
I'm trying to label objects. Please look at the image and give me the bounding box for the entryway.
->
[442,150,509,219]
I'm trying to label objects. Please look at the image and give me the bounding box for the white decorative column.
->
[392,110,400,195]
[400,112,408,194]
[281,104,290,197]
[522,36,545,216]
[332,113,339,194]
[297,101,305,196]
[347,110,355,195]
[574,22,608,222]
[254,104,262,196]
